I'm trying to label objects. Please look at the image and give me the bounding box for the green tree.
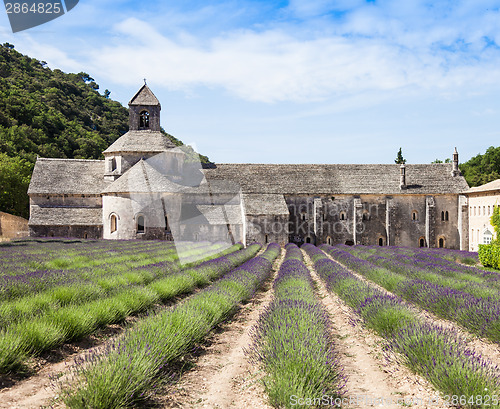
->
[0,153,32,219]
[460,146,500,187]
[395,147,406,164]
[0,43,212,218]
[492,206,500,244]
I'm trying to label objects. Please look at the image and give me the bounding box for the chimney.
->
[452,147,459,177]
[400,164,407,189]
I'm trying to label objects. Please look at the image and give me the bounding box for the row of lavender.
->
[249,244,344,408]
[61,243,281,409]
[0,240,231,300]
[303,244,500,406]
[350,244,498,289]
[0,242,254,373]
[323,245,500,344]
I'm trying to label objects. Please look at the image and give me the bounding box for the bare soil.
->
[301,250,446,409]
[156,249,285,409]
[0,323,128,409]
[331,252,500,369]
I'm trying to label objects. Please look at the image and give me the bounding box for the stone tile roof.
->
[103,130,176,154]
[28,158,109,195]
[103,160,242,195]
[182,205,243,225]
[243,194,289,215]
[103,160,183,194]
[29,206,102,226]
[205,164,470,195]
[467,179,500,194]
[129,85,160,106]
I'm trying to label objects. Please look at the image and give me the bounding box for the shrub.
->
[478,244,500,269]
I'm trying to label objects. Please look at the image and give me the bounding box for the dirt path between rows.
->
[158,249,285,409]
[301,250,444,409]
[326,250,500,371]
[0,323,129,409]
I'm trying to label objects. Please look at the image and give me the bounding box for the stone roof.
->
[103,160,184,194]
[103,130,176,154]
[129,84,160,106]
[467,179,500,194]
[29,206,102,226]
[243,194,289,215]
[204,164,470,195]
[103,159,241,195]
[28,158,109,195]
[181,204,243,225]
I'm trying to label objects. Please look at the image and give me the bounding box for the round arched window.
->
[139,110,150,129]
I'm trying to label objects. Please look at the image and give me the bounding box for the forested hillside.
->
[459,146,500,187]
[0,43,210,219]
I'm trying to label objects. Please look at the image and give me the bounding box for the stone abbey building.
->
[28,85,470,249]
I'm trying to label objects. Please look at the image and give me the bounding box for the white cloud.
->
[78,14,500,103]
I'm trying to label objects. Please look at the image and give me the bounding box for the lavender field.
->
[1,239,500,408]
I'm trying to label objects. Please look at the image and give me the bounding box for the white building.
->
[466,179,500,251]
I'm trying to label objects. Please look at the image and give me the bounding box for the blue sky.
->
[1,0,500,164]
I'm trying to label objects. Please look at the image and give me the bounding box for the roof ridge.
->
[36,158,104,162]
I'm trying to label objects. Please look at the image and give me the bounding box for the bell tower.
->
[128,83,161,131]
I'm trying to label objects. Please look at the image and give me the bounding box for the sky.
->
[1,0,500,165]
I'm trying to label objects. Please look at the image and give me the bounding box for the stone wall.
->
[28,225,102,239]
[0,212,29,239]
[278,193,463,249]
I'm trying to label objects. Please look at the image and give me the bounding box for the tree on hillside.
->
[460,146,500,187]
[0,43,212,218]
[395,147,406,164]
[0,153,32,219]
[431,158,451,163]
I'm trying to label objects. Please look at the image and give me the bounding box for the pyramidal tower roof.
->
[129,84,160,106]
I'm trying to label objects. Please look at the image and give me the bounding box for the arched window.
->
[441,211,445,221]
[327,236,332,245]
[340,212,347,221]
[306,237,311,243]
[301,213,306,221]
[474,206,476,216]
[412,211,418,221]
[438,237,445,248]
[483,230,493,245]
[83,232,88,239]
[139,110,150,129]
[363,211,370,221]
[483,206,486,216]
[470,206,472,216]
[110,214,117,233]
[419,237,425,248]
[194,233,199,241]
[445,211,449,221]
[378,237,384,246]
[265,234,269,243]
[471,229,474,243]
[137,215,145,233]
